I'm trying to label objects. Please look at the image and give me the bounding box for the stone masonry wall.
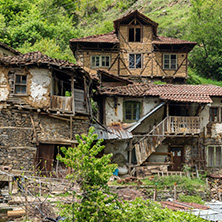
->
[0,109,36,170]
[0,108,90,171]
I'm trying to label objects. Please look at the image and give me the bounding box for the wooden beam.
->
[119,56,133,76]
[71,76,75,115]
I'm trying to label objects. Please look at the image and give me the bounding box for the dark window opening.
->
[129,27,141,42]
[129,54,142,69]
[210,107,219,122]
[207,146,222,167]
[14,74,27,94]
[124,101,141,121]
[163,54,177,70]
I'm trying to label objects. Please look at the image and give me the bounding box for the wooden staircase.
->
[133,116,200,165]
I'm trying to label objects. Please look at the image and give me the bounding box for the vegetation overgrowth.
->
[57,127,206,221]
[0,0,222,83]
[111,175,206,192]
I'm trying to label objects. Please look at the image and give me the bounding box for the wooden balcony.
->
[50,95,73,112]
[150,116,200,136]
[168,116,200,135]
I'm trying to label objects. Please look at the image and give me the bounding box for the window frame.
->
[128,25,142,42]
[209,107,219,122]
[123,101,142,122]
[129,53,142,69]
[13,73,28,95]
[163,54,177,70]
[91,55,111,68]
[206,146,222,167]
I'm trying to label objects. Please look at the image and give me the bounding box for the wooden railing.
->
[168,116,200,135]
[133,116,200,166]
[50,95,73,112]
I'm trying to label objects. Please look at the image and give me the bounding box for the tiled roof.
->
[0,51,80,69]
[70,32,119,43]
[153,36,197,45]
[0,42,21,55]
[70,32,196,46]
[100,84,222,103]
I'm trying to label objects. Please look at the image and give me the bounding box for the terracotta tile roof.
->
[100,83,222,103]
[0,42,21,55]
[0,51,80,69]
[70,32,196,46]
[152,35,197,45]
[69,32,119,44]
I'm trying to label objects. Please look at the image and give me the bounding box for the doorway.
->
[169,146,184,171]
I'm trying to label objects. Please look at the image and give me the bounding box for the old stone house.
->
[69,10,196,83]
[0,51,92,174]
[95,83,222,176]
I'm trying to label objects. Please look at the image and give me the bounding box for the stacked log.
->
[207,174,222,200]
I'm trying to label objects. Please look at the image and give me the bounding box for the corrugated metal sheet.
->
[92,124,133,140]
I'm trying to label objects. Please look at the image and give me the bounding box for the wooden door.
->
[36,144,55,174]
[169,147,183,171]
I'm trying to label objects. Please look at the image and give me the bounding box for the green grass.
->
[187,68,222,86]
[178,194,205,205]
[110,175,206,192]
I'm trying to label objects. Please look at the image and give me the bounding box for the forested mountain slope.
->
[0,0,221,83]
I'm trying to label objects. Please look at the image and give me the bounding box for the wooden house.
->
[0,51,92,174]
[96,83,222,176]
[70,10,196,83]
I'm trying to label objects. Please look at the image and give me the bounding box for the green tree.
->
[188,0,222,80]
[57,127,122,221]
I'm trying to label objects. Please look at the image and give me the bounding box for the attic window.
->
[129,27,141,42]
[14,74,27,94]
[129,54,142,69]
[163,54,177,70]
[91,55,110,68]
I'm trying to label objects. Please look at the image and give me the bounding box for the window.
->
[210,107,219,122]
[163,54,177,70]
[14,74,27,94]
[129,27,141,42]
[124,101,141,121]
[207,146,222,167]
[129,54,142,69]
[91,55,110,68]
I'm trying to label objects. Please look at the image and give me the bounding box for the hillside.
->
[0,0,222,84]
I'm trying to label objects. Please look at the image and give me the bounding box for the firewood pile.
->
[207,174,222,200]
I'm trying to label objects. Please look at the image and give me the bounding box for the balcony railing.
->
[167,116,200,135]
[50,95,73,112]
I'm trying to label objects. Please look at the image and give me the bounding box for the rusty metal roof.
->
[100,83,222,103]
[92,123,133,140]
[161,200,209,211]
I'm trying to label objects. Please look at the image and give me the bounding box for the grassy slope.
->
[77,0,220,85]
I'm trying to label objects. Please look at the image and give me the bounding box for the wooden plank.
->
[135,144,142,165]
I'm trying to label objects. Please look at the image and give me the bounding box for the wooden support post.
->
[25,179,28,219]
[71,76,75,115]
[70,116,73,140]
[174,182,177,200]
[117,55,120,76]
[153,183,157,201]
[129,140,133,176]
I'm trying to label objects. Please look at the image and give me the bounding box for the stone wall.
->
[0,108,90,171]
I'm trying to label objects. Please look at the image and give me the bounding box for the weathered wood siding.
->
[74,88,88,114]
